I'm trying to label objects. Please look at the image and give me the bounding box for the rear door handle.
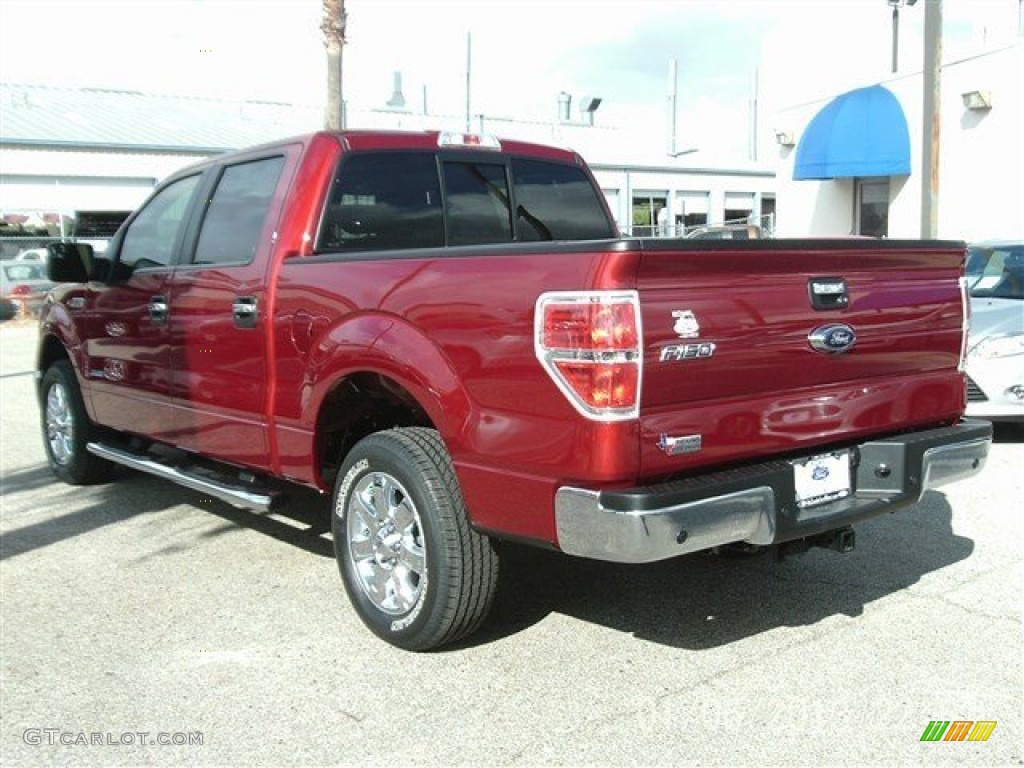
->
[149,295,169,324]
[233,296,258,329]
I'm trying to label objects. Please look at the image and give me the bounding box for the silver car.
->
[965,241,1024,423]
[0,261,54,318]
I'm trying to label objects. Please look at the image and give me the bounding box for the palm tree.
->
[321,0,347,129]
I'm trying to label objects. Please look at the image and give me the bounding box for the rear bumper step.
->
[87,442,282,512]
[555,419,992,563]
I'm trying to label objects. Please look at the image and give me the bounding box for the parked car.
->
[684,223,762,240]
[0,262,53,316]
[965,241,1024,423]
[14,247,49,265]
[0,296,18,320]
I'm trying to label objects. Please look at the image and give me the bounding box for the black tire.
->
[332,428,498,651]
[40,360,113,485]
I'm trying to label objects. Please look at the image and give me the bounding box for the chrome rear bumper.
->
[554,419,992,563]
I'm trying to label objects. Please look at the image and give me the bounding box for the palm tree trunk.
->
[321,0,347,130]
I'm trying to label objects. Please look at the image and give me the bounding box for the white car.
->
[965,241,1024,424]
[14,247,48,265]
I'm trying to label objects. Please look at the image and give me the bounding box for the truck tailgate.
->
[636,239,967,477]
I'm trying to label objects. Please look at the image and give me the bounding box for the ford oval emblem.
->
[808,324,857,354]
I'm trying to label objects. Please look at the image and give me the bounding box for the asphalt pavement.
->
[1,319,1021,767]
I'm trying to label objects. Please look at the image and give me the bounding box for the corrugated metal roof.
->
[0,83,321,152]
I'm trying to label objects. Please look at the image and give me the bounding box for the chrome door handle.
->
[232,296,258,329]
[149,295,169,324]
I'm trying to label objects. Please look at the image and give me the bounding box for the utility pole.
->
[921,0,942,238]
[667,58,678,156]
[321,0,347,130]
[891,2,900,72]
[465,32,472,132]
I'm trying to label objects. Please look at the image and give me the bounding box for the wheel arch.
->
[305,315,474,490]
[36,333,73,399]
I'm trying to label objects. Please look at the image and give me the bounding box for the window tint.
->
[511,159,615,241]
[443,162,512,246]
[318,152,443,252]
[119,175,200,270]
[193,156,285,266]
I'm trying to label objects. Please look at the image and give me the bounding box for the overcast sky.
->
[1,0,1019,158]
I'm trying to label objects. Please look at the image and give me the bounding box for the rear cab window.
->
[191,156,286,267]
[510,158,615,241]
[318,152,444,252]
[315,148,614,253]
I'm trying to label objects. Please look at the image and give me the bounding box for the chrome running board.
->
[87,442,280,512]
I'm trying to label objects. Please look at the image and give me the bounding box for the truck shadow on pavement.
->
[1,466,333,561]
[0,464,61,497]
[1,467,187,560]
[2,464,974,652]
[473,492,973,650]
[187,484,334,558]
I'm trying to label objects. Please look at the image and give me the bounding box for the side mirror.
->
[46,242,94,283]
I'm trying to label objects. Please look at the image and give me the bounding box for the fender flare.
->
[303,312,475,453]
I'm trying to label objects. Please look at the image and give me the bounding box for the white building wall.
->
[774,42,1023,240]
[0,147,215,212]
[590,166,775,233]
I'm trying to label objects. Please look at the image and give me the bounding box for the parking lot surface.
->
[2,320,1022,767]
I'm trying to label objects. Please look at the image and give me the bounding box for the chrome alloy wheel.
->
[45,381,74,466]
[346,471,426,615]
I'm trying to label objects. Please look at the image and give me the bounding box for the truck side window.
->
[192,156,285,266]
[510,159,615,241]
[442,162,512,246]
[119,174,200,272]
[318,152,443,252]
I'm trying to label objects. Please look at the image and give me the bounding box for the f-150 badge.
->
[660,342,716,362]
[672,310,700,339]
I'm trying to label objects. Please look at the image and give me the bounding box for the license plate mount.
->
[793,451,852,509]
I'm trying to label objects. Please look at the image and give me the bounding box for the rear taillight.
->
[9,285,31,296]
[535,291,642,421]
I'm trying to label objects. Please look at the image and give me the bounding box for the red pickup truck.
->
[37,130,991,650]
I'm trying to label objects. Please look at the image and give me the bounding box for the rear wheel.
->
[332,428,498,651]
[40,360,113,484]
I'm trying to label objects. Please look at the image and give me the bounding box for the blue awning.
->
[794,85,911,180]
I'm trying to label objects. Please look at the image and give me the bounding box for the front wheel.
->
[332,428,498,651]
[40,360,113,484]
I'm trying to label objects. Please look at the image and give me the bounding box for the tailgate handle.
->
[808,278,849,310]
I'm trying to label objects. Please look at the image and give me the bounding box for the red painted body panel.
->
[82,271,179,442]
[635,244,966,478]
[166,142,307,469]
[271,249,641,541]
[37,130,972,549]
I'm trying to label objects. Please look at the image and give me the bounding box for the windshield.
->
[966,245,1024,300]
[2,263,46,281]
